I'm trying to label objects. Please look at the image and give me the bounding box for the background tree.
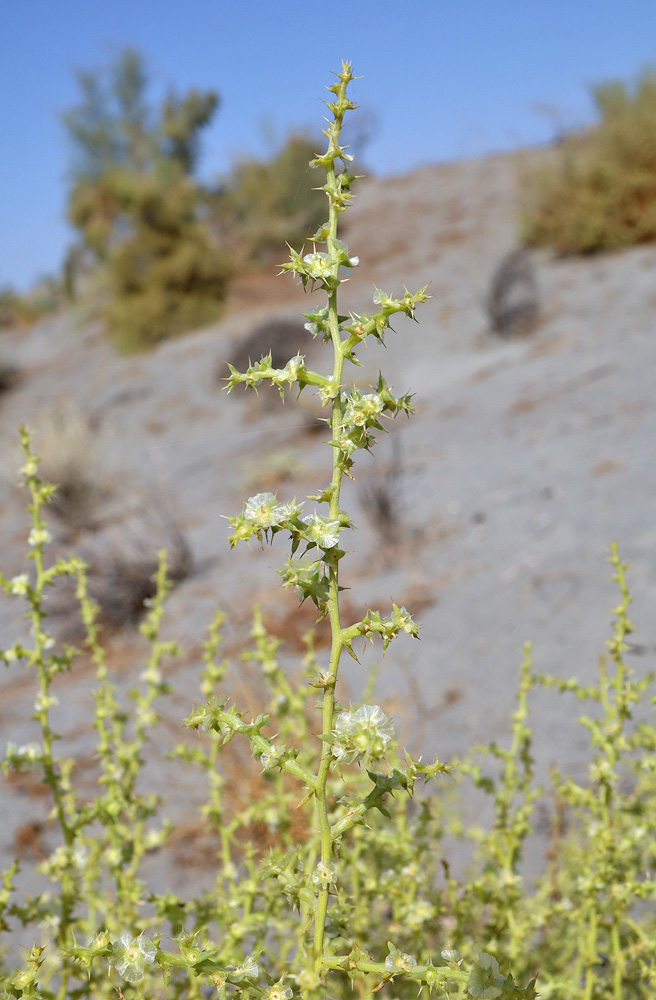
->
[64,48,232,351]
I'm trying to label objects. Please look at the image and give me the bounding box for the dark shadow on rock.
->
[487,247,540,338]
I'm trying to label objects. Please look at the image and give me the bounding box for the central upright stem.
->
[311,138,347,968]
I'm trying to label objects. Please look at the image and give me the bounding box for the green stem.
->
[310,71,351,971]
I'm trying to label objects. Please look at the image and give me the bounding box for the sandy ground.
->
[1,149,655,892]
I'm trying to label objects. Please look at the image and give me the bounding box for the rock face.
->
[1,149,655,884]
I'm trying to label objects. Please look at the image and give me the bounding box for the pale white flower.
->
[34,692,58,713]
[109,932,157,984]
[28,527,52,547]
[284,355,305,379]
[260,744,284,769]
[312,861,337,886]
[302,512,341,549]
[227,955,259,981]
[244,492,290,529]
[10,574,29,596]
[440,948,461,964]
[318,379,339,406]
[385,948,417,974]
[4,741,42,766]
[344,393,383,427]
[405,900,435,930]
[303,251,333,281]
[20,459,38,478]
[265,982,293,1000]
[391,605,416,634]
[334,704,395,759]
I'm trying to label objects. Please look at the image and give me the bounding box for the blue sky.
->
[2,0,655,290]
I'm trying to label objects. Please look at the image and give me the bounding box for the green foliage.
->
[521,68,656,253]
[211,132,326,262]
[64,48,231,351]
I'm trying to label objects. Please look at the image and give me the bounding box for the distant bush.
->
[64,49,231,352]
[521,68,656,253]
[0,281,62,331]
[210,133,326,262]
[86,170,232,352]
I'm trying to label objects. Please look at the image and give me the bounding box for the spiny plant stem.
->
[312,75,350,971]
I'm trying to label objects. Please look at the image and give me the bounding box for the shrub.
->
[64,48,230,351]
[210,133,326,263]
[97,170,232,352]
[521,68,656,253]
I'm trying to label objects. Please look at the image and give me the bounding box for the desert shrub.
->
[210,133,326,262]
[64,48,231,351]
[2,63,656,1000]
[96,170,232,352]
[521,68,656,253]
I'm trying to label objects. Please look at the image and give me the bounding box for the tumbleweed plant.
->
[2,62,656,1000]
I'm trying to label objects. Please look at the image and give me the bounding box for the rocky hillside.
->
[1,149,655,881]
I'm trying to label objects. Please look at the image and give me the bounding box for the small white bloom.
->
[303,251,332,281]
[20,459,38,478]
[344,393,383,427]
[260,744,284,769]
[312,861,337,886]
[405,900,435,929]
[265,982,293,1000]
[28,527,52,547]
[302,512,341,549]
[284,355,305,379]
[109,932,157,984]
[334,704,395,759]
[244,492,290,529]
[440,948,461,964]
[10,574,29,596]
[5,741,42,766]
[72,844,88,870]
[385,948,417,974]
[34,692,58,713]
[228,955,259,981]
[391,605,416,634]
[317,377,339,406]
